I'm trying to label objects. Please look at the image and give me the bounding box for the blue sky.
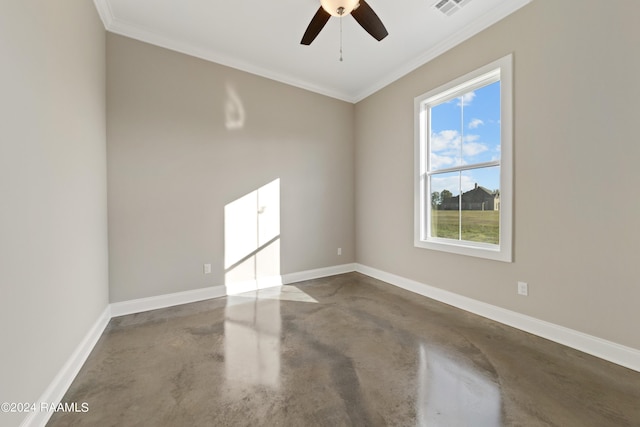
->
[429,81,501,195]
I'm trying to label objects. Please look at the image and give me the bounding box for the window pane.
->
[415,55,512,261]
[460,167,500,245]
[461,81,501,166]
[430,99,462,170]
[430,172,460,240]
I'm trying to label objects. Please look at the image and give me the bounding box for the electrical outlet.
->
[203,263,212,274]
[517,281,528,296]
[337,248,342,256]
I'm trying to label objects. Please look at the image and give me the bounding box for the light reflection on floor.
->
[417,343,501,426]
[223,286,318,390]
[224,294,282,389]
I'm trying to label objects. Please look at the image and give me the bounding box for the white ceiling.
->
[93,0,531,103]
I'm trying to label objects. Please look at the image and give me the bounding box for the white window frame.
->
[414,54,513,262]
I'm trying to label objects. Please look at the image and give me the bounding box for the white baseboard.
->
[355,263,640,373]
[110,285,228,317]
[282,263,356,284]
[20,306,111,427]
[110,264,357,317]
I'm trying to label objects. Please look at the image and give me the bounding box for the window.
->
[414,55,513,262]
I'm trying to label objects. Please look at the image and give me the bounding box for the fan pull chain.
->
[340,16,343,62]
[335,6,345,62]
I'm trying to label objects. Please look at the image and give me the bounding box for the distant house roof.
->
[462,184,498,201]
[440,183,499,210]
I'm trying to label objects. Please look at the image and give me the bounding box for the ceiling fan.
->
[301,0,389,46]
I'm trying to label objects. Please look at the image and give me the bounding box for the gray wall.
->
[107,34,355,302]
[0,1,108,425]
[355,0,640,350]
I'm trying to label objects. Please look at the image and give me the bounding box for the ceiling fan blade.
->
[301,7,331,45]
[351,0,388,41]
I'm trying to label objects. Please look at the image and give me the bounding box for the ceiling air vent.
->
[434,0,472,16]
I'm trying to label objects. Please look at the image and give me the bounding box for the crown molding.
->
[93,0,532,104]
[92,0,355,102]
[93,0,114,29]
[352,0,533,102]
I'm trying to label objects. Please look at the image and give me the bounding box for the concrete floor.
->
[48,273,640,426]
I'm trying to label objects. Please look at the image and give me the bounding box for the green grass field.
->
[432,210,499,244]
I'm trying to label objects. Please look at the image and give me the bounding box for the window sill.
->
[414,238,512,262]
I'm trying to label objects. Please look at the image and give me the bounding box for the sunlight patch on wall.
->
[224,179,281,295]
[225,83,246,130]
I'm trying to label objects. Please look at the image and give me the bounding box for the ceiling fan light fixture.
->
[320,0,359,17]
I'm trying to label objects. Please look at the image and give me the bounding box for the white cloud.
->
[430,152,456,169]
[431,174,476,194]
[457,91,476,107]
[431,129,461,153]
[430,130,460,169]
[430,130,488,167]
[462,141,488,157]
[468,118,484,129]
